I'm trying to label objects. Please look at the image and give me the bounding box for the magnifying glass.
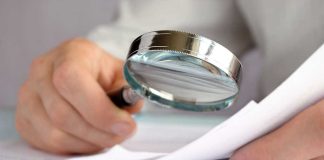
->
[111,30,242,112]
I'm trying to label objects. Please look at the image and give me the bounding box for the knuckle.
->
[64,38,97,50]
[29,57,45,77]
[17,83,30,103]
[61,38,103,60]
[28,57,49,88]
[52,62,79,93]
[30,57,44,70]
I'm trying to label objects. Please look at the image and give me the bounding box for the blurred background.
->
[0,0,118,108]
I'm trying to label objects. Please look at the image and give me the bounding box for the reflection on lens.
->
[124,51,239,111]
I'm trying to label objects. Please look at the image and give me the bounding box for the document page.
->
[161,43,324,159]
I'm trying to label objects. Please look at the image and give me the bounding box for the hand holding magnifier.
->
[111,30,242,112]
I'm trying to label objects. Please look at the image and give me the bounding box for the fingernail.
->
[111,122,132,137]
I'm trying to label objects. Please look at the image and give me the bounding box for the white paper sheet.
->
[161,43,324,160]
[70,146,166,160]
[0,140,164,160]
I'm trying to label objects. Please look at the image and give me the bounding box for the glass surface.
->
[124,51,238,111]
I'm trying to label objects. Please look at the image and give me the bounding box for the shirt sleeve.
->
[87,23,146,60]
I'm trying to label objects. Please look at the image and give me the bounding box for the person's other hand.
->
[231,99,324,160]
[16,38,143,154]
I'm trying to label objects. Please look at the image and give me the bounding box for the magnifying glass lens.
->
[124,50,238,111]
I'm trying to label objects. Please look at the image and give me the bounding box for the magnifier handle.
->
[109,86,142,108]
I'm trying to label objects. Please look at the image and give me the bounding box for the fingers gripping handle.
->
[110,86,142,108]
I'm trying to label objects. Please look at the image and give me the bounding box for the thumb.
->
[231,99,324,160]
[99,52,144,113]
[98,52,126,93]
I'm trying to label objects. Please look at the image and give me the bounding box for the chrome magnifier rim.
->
[123,30,242,111]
